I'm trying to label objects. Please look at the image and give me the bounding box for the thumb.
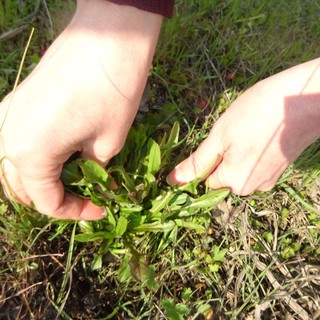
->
[21,174,104,220]
[167,134,223,185]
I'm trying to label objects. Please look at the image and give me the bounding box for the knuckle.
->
[103,140,125,161]
[3,138,35,165]
[95,145,123,165]
[217,169,251,196]
[87,136,126,165]
[107,143,124,159]
[230,178,253,196]
[257,181,275,192]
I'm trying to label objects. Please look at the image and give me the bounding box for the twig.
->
[254,259,312,320]
[42,0,53,36]
[203,48,229,100]
[0,25,28,41]
[0,28,35,132]
[20,253,64,261]
[0,282,42,304]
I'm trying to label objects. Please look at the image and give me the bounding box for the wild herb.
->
[61,122,229,278]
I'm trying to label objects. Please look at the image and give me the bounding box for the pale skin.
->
[1,1,320,220]
[167,59,320,194]
[0,0,163,219]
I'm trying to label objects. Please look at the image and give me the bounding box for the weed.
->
[60,122,229,278]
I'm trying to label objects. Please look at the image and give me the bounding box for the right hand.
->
[167,58,320,195]
[0,0,162,220]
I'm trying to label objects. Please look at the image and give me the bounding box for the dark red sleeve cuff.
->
[108,0,174,18]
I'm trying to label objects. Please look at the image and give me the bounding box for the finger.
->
[255,162,286,193]
[256,183,274,192]
[206,162,273,196]
[0,158,32,206]
[256,174,280,193]
[166,153,222,185]
[20,174,105,220]
[205,163,233,192]
[80,137,124,166]
[167,134,223,185]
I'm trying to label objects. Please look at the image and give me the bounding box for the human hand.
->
[0,0,162,219]
[167,59,320,195]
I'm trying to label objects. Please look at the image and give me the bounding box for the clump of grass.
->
[60,121,229,274]
[0,0,75,99]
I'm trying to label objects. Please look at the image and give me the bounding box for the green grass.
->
[1,0,320,319]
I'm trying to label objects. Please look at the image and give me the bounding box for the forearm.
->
[107,0,174,18]
[66,0,163,100]
[251,58,320,154]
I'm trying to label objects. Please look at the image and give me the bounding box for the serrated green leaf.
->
[162,299,190,320]
[169,193,190,206]
[129,253,150,283]
[78,221,94,233]
[106,208,116,227]
[182,287,193,301]
[91,253,103,270]
[133,221,175,232]
[115,216,128,236]
[74,231,116,242]
[263,231,274,243]
[146,138,161,175]
[209,264,220,273]
[184,189,229,210]
[78,159,108,186]
[150,191,175,214]
[212,245,228,263]
[117,254,131,282]
[108,166,136,192]
[61,161,84,185]
[160,121,180,166]
[175,304,190,315]
[162,299,174,309]
[176,178,201,195]
[174,219,205,232]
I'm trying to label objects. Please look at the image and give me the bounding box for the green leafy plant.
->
[161,299,190,320]
[280,236,301,259]
[205,245,228,273]
[61,122,229,280]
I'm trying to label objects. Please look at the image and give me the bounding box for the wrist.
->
[73,0,163,44]
[71,0,162,96]
[266,58,320,150]
[283,59,320,143]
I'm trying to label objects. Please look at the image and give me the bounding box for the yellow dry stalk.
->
[0,27,35,204]
[0,27,35,132]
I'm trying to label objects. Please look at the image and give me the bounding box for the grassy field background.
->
[0,1,320,319]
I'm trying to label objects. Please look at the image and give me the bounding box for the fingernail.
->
[166,174,174,185]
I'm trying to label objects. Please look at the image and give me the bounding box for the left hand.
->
[0,0,163,219]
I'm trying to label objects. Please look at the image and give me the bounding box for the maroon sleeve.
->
[108,0,174,18]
